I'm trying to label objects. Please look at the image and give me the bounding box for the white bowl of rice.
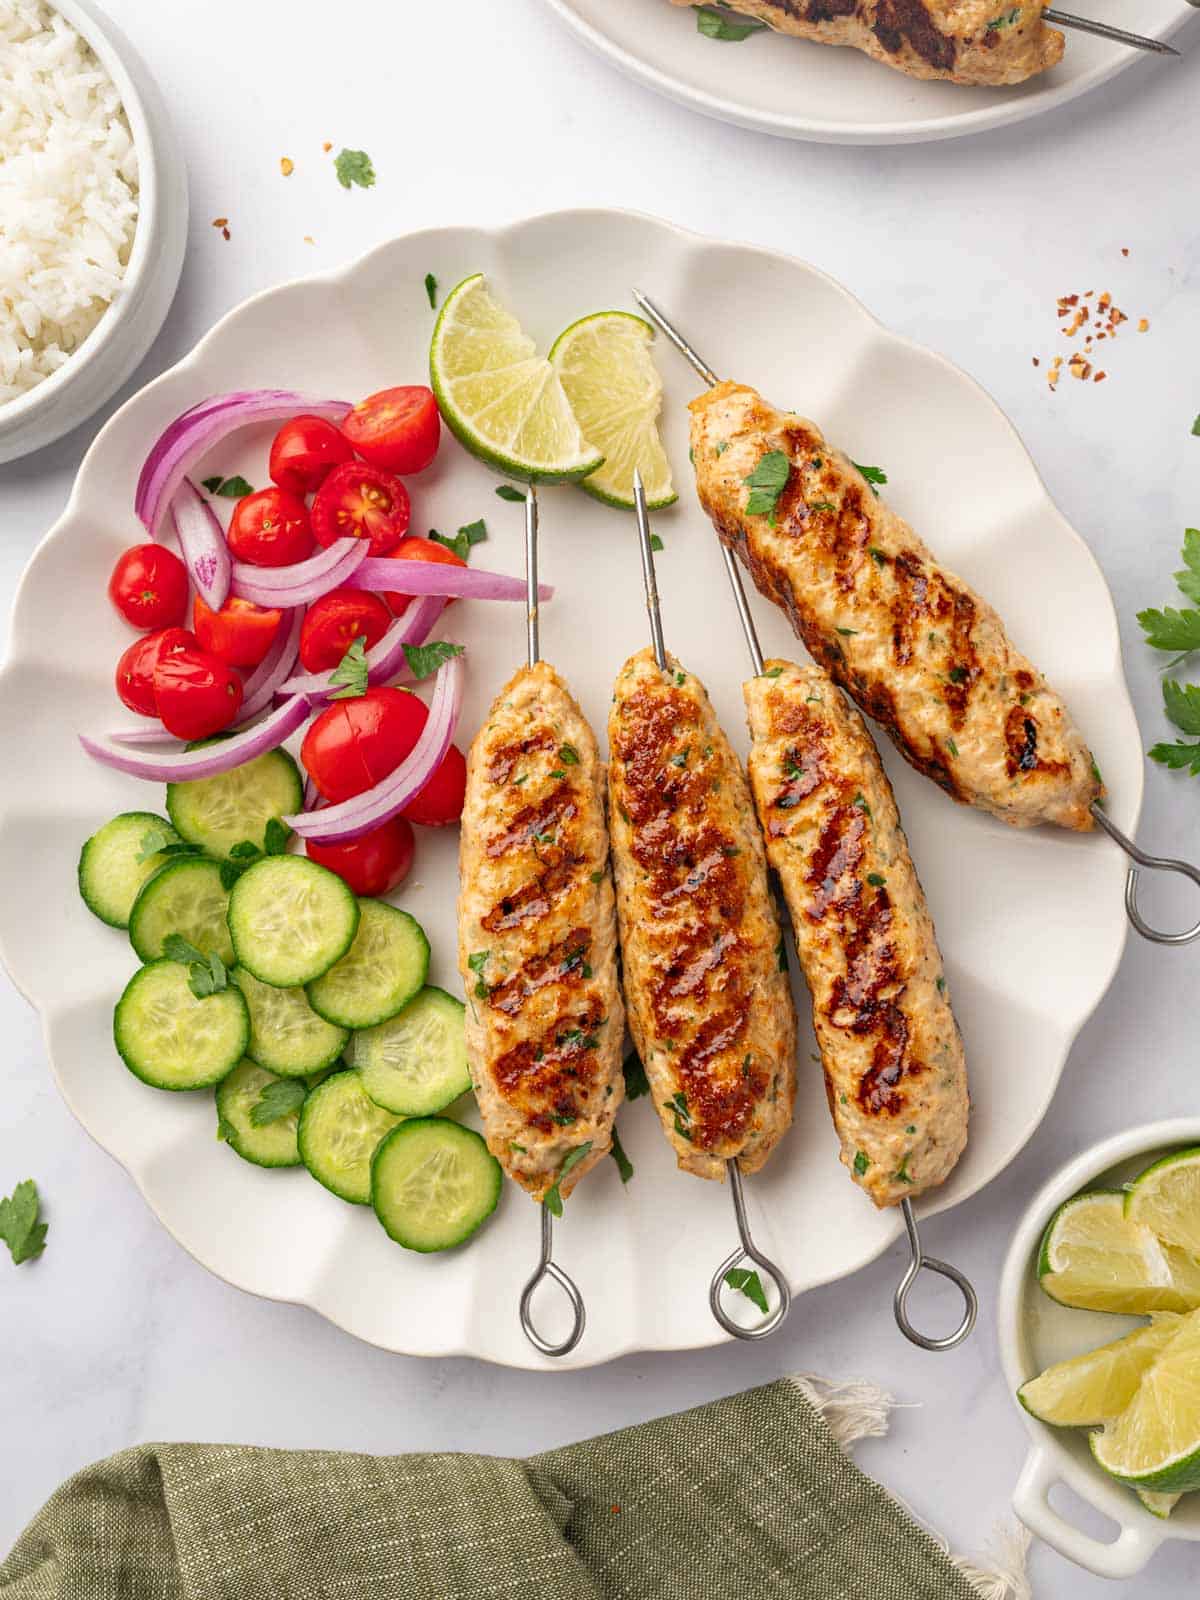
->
[0,0,187,464]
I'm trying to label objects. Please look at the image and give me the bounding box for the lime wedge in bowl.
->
[1091,1312,1200,1492]
[1125,1146,1200,1258]
[430,274,603,484]
[1018,1315,1184,1426]
[1037,1191,1200,1313]
[549,311,676,510]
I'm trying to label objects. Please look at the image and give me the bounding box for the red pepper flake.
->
[1094,371,1107,383]
[1121,247,1129,257]
[212,217,230,241]
[322,141,332,152]
[1032,357,1040,367]
[280,157,294,178]
[610,1504,621,1515]
[1138,318,1149,333]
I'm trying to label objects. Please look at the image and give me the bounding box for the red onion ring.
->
[236,607,304,723]
[171,479,231,612]
[349,557,551,602]
[276,594,445,702]
[230,538,366,608]
[82,696,311,782]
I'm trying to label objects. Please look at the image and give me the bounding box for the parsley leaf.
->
[724,1266,768,1314]
[694,4,767,39]
[852,462,888,490]
[249,1079,307,1127]
[610,1129,634,1185]
[1174,529,1200,607]
[264,818,289,856]
[201,474,253,499]
[0,1179,47,1265]
[543,1141,594,1217]
[430,520,488,562]
[1164,678,1200,737]
[163,934,228,999]
[623,1050,650,1101]
[743,450,791,524]
[403,640,464,681]
[853,1150,871,1176]
[329,634,369,700]
[650,534,665,553]
[1137,606,1200,654]
[559,744,580,765]
[334,148,375,190]
[1193,415,1200,438]
[163,933,207,967]
[495,484,526,502]
[1149,739,1200,774]
[137,826,195,864]
[424,272,438,310]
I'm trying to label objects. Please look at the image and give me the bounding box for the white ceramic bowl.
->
[0,0,188,465]
[999,1120,1200,1578]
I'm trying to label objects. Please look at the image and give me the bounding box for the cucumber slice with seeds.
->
[299,1069,404,1204]
[231,966,348,1079]
[167,748,302,862]
[306,900,429,1030]
[216,1058,304,1168]
[352,986,469,1115]
[228,856,359,988]
[371,1118,501,1252]
[128,856,234,966]
[78,811,183,929]
[115,958,249,1090]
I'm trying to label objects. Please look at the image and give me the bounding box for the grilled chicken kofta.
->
[743,659,967,1208]
[608,648,797,1181]
[458,661,624,1203]
[688,381,1102,833]
[668,0,1064,86]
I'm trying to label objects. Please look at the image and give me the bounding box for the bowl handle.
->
[1013,1446,1165,1578]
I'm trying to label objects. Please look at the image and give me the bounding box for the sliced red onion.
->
[136,391,351,538]
[350,557,551,602]
[285,655,464,843]
[172,479,231,612]
[81,696,310,782]
[303,774,319,810]
[236,607,303,723]
[230,537,366,608]
[108,724,183,746]
[276,594,445,702]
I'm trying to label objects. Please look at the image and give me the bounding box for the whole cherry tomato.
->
[153,646,244,740]
[403,744,467,828]
[268,414,354,496]
[382,534,466,613]
[311,461,410,558]
[193,595,282,670]
[115,626,197,717]
[108,544,189,630]
[306,817,415,897]
[227,487,313,567]
[301,686,429,802]
[299,590,392,673]
[340,386,441,476]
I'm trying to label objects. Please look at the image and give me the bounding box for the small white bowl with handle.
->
[999,1119,1200,1578]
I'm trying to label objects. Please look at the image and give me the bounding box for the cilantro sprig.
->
[622,1050,650,1101]
[724,1266,768,1314]
[201,474,253,499]
[610,1129,634,1185]
[694,4,767,40]
[217,818,289,890]
[430,519,487,562]
[544,1142,593,1217]
[163,934,229,999]
[329,635,369,700]
[403,640,464,681]
[743,450,791,526]
[334,148,375,190]
[0,1179,47,1265]
[249,1079,307,1127]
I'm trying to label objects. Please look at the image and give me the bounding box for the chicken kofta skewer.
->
[457,489,625,1357]
[605,471,795,1338]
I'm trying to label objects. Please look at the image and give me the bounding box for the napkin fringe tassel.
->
[787,1374,1032,1600]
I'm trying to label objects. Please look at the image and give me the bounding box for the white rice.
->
[0,0,139,405]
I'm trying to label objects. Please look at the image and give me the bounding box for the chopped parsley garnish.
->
[853,1150,870,1177]
[948,666,969,685]
[468,951,489,1000]
[895,1154,914,1185]
[163,934,228,999]
[852,793,872,817]
[936,976,947,993]
[715,441,729,455]
[810,501,836,513]
[724,1267,768,1314]
[674,671,686,686]
[867,872,886,887]
[694,4,767,39]
[623,1050,650,1101]
[249,1079,306,1127]
[549,769,565,780]
[201,474,253,499]
[868,547,888,566]
[495,484,526,502]
[946,738,959,758]
[650,534,665,553]
[334,148,376,190]
[0,1179,47,1265]
[558,744,580,765]
[743,450,791,524]
[852,462,888,492]
[424,272,438,309]
[431,519,488,561]
[610,1129,634,1185]
[402,640,464,680]
[669,748,689,768]
[136,826,196,864]
[329,634,369,699]
[589,869,605,884]
[543,1141,593,1217]
[836,627,857,637]
[762,665,783,678]
[986,6,1022,29]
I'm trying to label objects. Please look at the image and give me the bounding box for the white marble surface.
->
[2,2,1199,1591]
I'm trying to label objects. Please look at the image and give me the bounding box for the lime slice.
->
[1038,1191,1200,1313]
[1125,1146,1200,1258]
[549,311,676,510]
[1091,1312,1200,1491]
[1018,1316,1184,1425]
[429,274,603,484]
[1136,1488,1182,1519]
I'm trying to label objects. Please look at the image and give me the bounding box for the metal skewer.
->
[515,486,588,1359]
[632,468,791,1341]
[632,287,1200,950]
[1042,9,1179,55]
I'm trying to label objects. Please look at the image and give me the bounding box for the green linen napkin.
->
[1,1376,982,1600]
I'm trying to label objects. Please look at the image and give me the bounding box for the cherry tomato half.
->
[300,686,428,802]
[227,487,313,567]
[402,743,467,828]
[299,590,392,674]
[193,595,282,670]
[268,414,354,496]
[306,817,415,897]
[115,627,197,717]
[341,386,441,476]
[382,534,466,613]
[311,461,410,558]
[153,646,244,741]
[108,544,189,630]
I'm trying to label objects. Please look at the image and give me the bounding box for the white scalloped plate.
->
[0,211,1142,1369]
[542,0,1198,145]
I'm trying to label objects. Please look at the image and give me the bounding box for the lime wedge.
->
[1038,1191,1200,1313]
[549,311,676,510]
[1136,1488,1182,1519]
[1091,1312,1200,1492]
[1126,1146,1200,1258]
[1018,1316,1184,1425]
[429,274,603,484]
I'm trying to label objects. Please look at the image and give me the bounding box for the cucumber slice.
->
[306,900,429,1030]
[299,1069,404,1204]
[78,811,183,929]
[215,1058,304,1167]
[228,856,359,988]
[230,966,348,1080]
[167,748,302,862]
[352,986,469,1115]
[114,959,249,1090]
[128,856,234,966]
[371,1118,501,1252]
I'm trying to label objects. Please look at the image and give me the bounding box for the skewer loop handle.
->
[519,1205,586,1358]
[1090,803,1200,947]
[893,1198,977,1352]
[709,1161,791,1341]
